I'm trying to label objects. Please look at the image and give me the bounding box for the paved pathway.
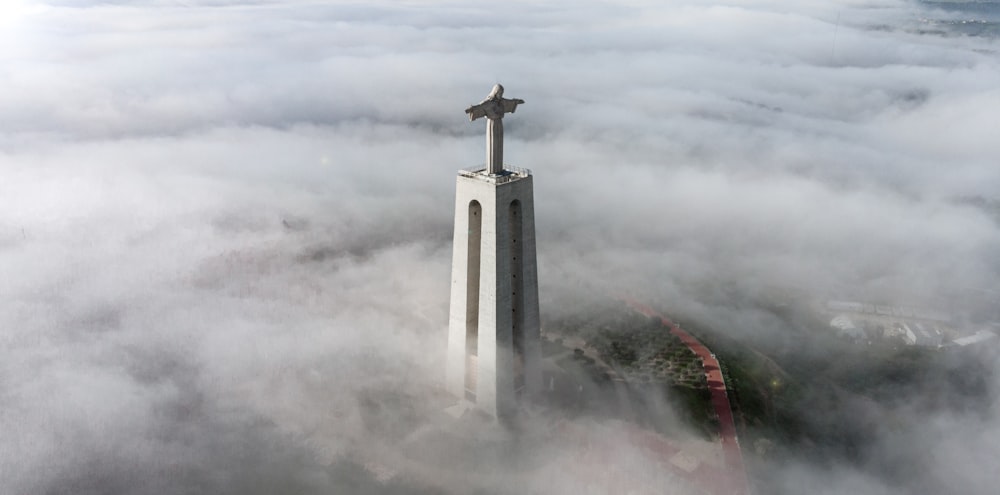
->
[626,301,750,495]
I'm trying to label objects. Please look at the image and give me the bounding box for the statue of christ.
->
[465,84,524,175]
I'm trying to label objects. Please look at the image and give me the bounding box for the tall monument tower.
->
[446,84,541,419]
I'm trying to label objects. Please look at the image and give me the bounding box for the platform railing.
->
[458,165,532,184]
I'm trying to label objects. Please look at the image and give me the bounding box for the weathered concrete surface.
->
[446,169,540,419]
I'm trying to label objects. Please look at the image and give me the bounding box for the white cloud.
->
[2,0,999,493]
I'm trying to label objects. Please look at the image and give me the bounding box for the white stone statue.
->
[465,84,524,175]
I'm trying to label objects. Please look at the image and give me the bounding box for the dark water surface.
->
[920,1,1000,37]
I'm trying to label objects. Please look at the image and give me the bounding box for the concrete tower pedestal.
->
[446,166,541,419]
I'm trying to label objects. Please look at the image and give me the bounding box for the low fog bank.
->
[3,0,999,494]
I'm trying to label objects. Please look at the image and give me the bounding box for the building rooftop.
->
[825,300,951,323]
[951,330,997,347]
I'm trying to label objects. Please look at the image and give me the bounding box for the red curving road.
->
[627,301,750,495]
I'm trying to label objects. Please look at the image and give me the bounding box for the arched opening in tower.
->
[509,199,526,395]
[465,200,482,401]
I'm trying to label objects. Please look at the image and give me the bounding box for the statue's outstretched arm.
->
[502,98,525,113]
[465,102,488,121]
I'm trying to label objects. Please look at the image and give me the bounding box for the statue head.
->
[487,84,504,100]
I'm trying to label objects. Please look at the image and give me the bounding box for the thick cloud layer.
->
[2,0,999,494]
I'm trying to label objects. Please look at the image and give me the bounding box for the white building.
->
[950,330,997,347]
[829,314,865,340]
[899,322,942,347]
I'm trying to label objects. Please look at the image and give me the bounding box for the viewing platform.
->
[458,165,532,185]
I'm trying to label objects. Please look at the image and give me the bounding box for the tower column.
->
[446,171,540,419]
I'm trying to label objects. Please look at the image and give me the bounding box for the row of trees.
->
[589,316,708,388]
